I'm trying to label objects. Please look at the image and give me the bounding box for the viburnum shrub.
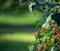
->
[33,12,60,51]
[27,13,60,51]
[27,2,60,50]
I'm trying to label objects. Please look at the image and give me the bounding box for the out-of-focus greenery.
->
[0,0,29,12]
[0,0,43,51]
[0,12,42,25]
[0,32,35,51]
[0,32,35,42]
[0,0,43,26]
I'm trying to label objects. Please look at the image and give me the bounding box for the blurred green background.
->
[0,0,42,51]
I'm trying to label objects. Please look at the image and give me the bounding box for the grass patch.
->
[0,32,35,42]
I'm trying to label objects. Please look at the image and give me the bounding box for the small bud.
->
[37,45,44,51]
[52,23,58,29]
[46,43,49,46]
[45,27,49,32]
[55,29,59,37]
[34,32,37,37]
